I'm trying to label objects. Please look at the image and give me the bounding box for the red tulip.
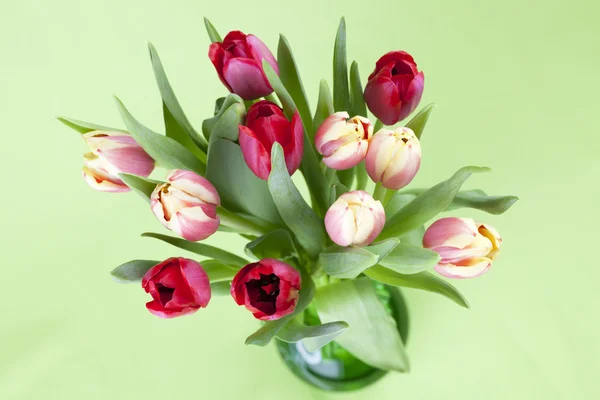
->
[208,30,279,100]
[364,51,424,125]
[230,259,301,320]
[142,257,211,318]
[238,100,304,180]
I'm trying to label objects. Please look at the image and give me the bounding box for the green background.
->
[1,0,598,398]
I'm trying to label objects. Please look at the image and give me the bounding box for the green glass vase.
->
[276,285,409,392]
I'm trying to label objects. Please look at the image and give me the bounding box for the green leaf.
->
[114,97,206,175]
[380,166,490,239]
[246,267,316,346]
[447,189,519,215]
[365,265,469,308]
[379,243,440,274]
[207,100,246,144]
[332,17,349,112]
[263,61,330,214]
[267,144,326,258]
[213,97,226,115]
[245,229,297,261]
[217,207,275,237]
[57,117,125,134]
[398,225,426,247]
[111,260,158,283]
[148,43,208,155]
[337,167,355,189]
[318,239,400,279]
[329,183,349,206]
[349,61,367,117]
[385,193,417,218]
[405,103,436,140]
[202,94,244,141]
[119,174,160,202]
[202,260,239,282]
[276,318,349,352]
[315,278,409,372]
[312,79,335,136]
[277,34,312,134]
[210,281,231,296]
[206,138,281,225]
[203,17,222,43]
[141,232,248,267]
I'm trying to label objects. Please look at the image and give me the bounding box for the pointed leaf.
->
[277,34,312,134]
[246,267,315,346]
[405,103,436,140]
[379,243,440,274]
[312,79,335,138]
[203,17,222,43]
[202,260,239,282]
[318,239,400,279]
[245,229,297,261]
[332,17,349,112]
[276,318,349,352]
[337,167,355,189]
[206,138,281,225]
[202,94,244,141]
[141,232,248,267]
[119,173,160,202]
[210,281,231,295]
[349,61,367,117]
[365,265,469,308]
[114,97,206,175]
[148,43,207,154]
[267,144,326,258]
[315,278,409,372]
[57,117,125,134]
[380,166,490,239]
[447,189,519,215]
[111,260,158,283]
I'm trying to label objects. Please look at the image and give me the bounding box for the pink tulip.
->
[151,170,220,242]
[208,31,279,100]
[325,190,385,247]
[82,130,155,178]
[238,100,303,180]
[365,127,421,190]
[81,153,129,193]
[364,51,424,125]
[315,112,373,170]
[423,217,502,279]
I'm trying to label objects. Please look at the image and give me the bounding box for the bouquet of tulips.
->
[59,16,517,387]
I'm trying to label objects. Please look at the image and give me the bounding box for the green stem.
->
[264,93,280,105]
[355,161,368,190]
[373,182,387,202]
[382,189,396,208]
[374,119,384,132]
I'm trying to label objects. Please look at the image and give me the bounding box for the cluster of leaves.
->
[62,17,517,374]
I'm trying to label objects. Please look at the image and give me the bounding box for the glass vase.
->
[276,284,409,392]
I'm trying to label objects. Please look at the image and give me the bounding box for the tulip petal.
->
[145,300,199,318]
[364,73,401,125]
[246,34,279,75]
[223,58,272,100]
[423,217,479,249]
[208,43,231,91]
[239,125,272,180]
[325,199,358,247]
[172,207,219,242]
[166,169,220,205]
[323,140,368,170]
[179,259,211,307]
[365,130,396,183]
[284,112,304,176]
[381,140,421,190]
[314,112,349,152]
[398,71,424,121]
[434,257,492,279]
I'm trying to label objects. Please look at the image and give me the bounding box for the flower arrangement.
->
[59,17,517,391]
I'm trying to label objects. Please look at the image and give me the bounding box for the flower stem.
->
[216,207,272,237]
[374,119,384,132]
[373,182,387,202]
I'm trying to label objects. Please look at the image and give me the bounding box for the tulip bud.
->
[82,130,155,178]
[208,31,279,100]
[314,112,373,170]
[150,169,220,242]
[364,51,424,125]
[142,257,211,318]
[82,153,130,193]
[365,127,421,190]
[231,259,301,320]
[325,190,386,247]
[423,217,502,279]
[238,100,304,180]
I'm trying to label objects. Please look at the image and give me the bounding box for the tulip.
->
[364,51,424,125]
[208,30,279,100]
[142,257,211,318]
[238,100,303,180]
[365,127,421,190]
[82,130,155,178]
[325,190,386,247]
[150,169,220,242]
[82,153,130,193]
[314,112,373,170]
[423,217,502,279]
[231,258,301,320]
